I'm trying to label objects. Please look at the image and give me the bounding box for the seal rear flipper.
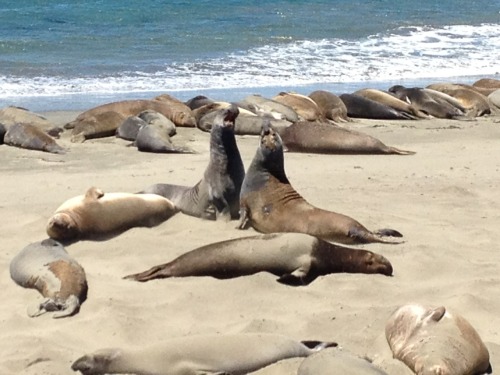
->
[374,228,403,238]
[300,340,338,351]
[277,268,311,286]
[52,295,81,319]
[348,228,404,245]
[123,264,172,282]
[387,147,416,156]
[27,298,61,318]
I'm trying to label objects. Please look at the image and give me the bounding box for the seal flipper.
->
[348,227,404,244]
[374,228,403,238]
[277,268,311,286]
[424,306,446,322]
[123,264,172,282]
[27,298,61,318]
[52,295,81,319]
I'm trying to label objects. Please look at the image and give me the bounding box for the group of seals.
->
[71,333,337,375]
[10,239,88,318]
[124,232,393,285]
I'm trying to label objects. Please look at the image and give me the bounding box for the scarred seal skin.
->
[385,303,492,375]
[238,120,403,245]
[10,239,88,318]
[71,333,337,375]
[124,232,393,284]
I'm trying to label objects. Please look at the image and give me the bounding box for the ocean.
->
[0,0,499,112]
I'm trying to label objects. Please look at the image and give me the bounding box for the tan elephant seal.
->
[153,93,197,127]
[238,120,403,245]
[385,303,491,375]
[308,90,351,122]
[4,123,66,154]
[0,106,58,133]
[488,89,500,112]
[124,232,393,284]
[426,84,491,117]
[273,92,323,121]
[71,110,126,142]
[71,333,337,375]
[240,94,299,122]
[10,239,88,318]
[46,187,178,242]
[473,78,500,96]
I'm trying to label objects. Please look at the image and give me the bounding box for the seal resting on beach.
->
[10,239,88,318]
[473,78,500,96]
[339,93,417,120]
[0,106,59,133]
[426,83,491,117]
[70,110,126,143]
[71,333,337,375]
[308,90,351,122]
[385,303,491,375]
[238,120,403,245]
[46,187,177,242]
[124,232,393,284]
[142,104,244,220]
[4,123,66,154]
[273,92,323,121]
[135,123,194,154]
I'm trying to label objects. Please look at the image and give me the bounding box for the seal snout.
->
[222,104,239,125]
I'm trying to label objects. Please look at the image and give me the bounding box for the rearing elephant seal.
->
[124,233,393,285]
[10,239,88,318]
[142,104,245,220]
[385,303,491,375]
[71,333,337,375]
[239,121,403,245]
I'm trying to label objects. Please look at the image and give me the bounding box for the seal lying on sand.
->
[142,104,244,220]
[4,123,66,154]
[10,239,88,318]
[47,187,177,242]
[124,232,393,285]
[239,121,403,245]
[71,333,337,375]
[339,93,417,120]
[308,90,351,122]
[385,303,491,375]
[273,92,323,121]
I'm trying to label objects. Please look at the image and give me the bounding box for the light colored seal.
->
[238,121,403,245]
[425,84,491,117]
[137,109,177,137]
[298,348,388,375]
[142,104,244,220]
[70,110,126,143]
[488,89,500,112]
[153,93,197,127]
[115,115,147,141]
[0,106,57,133]
[308,90,351,122]
[46,187,178,242]
[240,94,299,123]
[279,121,415,155]
[4,123,66,154]
[124,232,393,284]
[339,93,417,120]
[272,92,323,121]
[385,303,491,375]
[71,333,337,375]
[473,78,500,96]
[10,239,88,318]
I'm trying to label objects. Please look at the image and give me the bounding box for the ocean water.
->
[0,0,499,111]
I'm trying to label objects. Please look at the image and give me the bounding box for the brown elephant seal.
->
[473,78,500,96]
[425,84,491,117]
[273,92,323,121]
[142,104,245,220]
[0,106,57,133]
[241,94,299,122]
[184,95,215,110]
[135,123,194,154]
[71,333,337,375]
[124,232,393,284]
[339,93,416,120]
[47,187,178,242]
[238,121,403,245]
[298,348,388,375]
[279,121,415,155]
[385,304,491,375]
[153,93,197,127]
[70,110,126,143]
[10,239,88,318]
[4,123,66,154]
[308,90,351,122]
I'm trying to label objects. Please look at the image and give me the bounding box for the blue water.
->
[0,1,499,111]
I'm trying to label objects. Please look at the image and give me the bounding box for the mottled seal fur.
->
[10,239,88,318]
[385,304,491,375]
[142,104,244,220]
[47,187,177,242]
[4,123,66,154]
[239,121,403,245]
[71,333,337,375]
[124,232,393,284]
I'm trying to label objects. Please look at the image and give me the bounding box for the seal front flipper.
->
[277,268,311,286]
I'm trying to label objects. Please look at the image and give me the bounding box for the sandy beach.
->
[1,108,499,374]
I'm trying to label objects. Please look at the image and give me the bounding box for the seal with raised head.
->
[142,104,245,220]
[124,232,393,284]
[10,239,88,318]
[385,303,491,375]
[71,333,337,375]
[47,187,178,242]
[238,121,403,245]
[279,121,415,155]
[4,123,66,154]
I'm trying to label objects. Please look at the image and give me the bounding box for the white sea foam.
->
[0,24,498,100]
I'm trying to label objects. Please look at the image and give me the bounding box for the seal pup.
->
[46,187,178,242]
[339,93,416,120]
[4,123,66,154]
[124,232,393,284]
[308,90,351,122]
[239,120,403,245]
[142,104,245,220]
[71,333,337,375]
[385,303,491,375]
[279,121,415,155]
[10,239,88,318]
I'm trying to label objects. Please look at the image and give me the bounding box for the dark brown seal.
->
[4,123,66,154]
[238,121,403,245]
[124,232,393,285]
[142,104,245,220]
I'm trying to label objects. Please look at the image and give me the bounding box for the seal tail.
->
[123,264,172,282]
[301,340,338,351]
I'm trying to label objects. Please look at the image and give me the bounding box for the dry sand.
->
[1,109,499,374]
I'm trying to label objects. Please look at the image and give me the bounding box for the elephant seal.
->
[298,348,388,375]
[273,92,323,121]
[473,78,500,96]
[137,109,176,137]
[184,95,215,110]
[385,304,491,375]
[153,93,197,127]
[238,121,403,245]
[425,84,491,117]
[279,121,415,155]
[339,93,416,120]
[4,123,66,154]
[71,110,126,143]
[142,104,245,220]
[135,123,194,154]
[71,333,337,375]
[240,94,299,122]
[115,115,146,141]
[489,89,500,112]
[46,187,178,242]
[10,239,88,318]
[308,90,351,122]
[0,106,57,133]
[0,123,6,144]
[124,232,393,284]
